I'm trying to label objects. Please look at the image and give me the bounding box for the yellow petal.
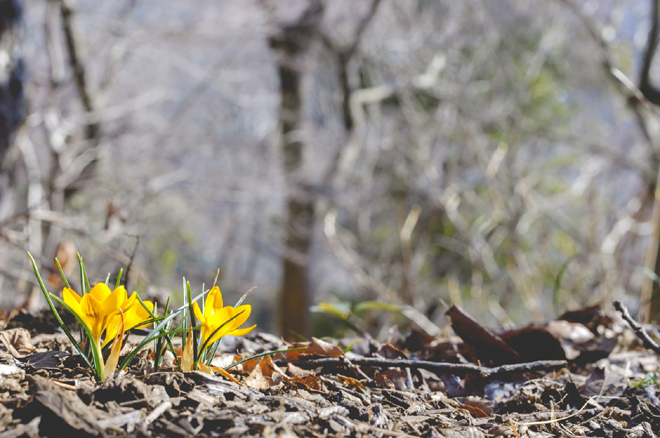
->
[102,313,122,348]
[228,324,256,337]
[102,299,153,348]
[205,306,233,326]
[89,283,112,302]
[205,318,237,347]
[63,288,82,304]
[80,294,104,343]
[120,292,139,312]
[228,305,251,331]
[125,300,154,330]
[205,286,223,317]
[103,286,126,313]
[193,301,206,325]
[63,289,87,331]
[102,310,125,381]
[63,288,83,316]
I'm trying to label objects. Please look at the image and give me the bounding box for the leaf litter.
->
[0,302,659,437]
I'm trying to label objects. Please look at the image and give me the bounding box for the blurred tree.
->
[268,0,325,339]
[0,0,24,187]
[637,0,660,321]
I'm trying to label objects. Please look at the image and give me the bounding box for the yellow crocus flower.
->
[192,286,255,354]
[63,283,153,349]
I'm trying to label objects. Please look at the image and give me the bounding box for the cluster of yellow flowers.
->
[29,253,256,382]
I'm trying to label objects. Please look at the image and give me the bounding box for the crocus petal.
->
[206,327,230,348]
[89,283,112,302]
[63,289,88,335]
[63,288,84,318]
[125,300,154,330]
[63,288,82,304]
[193,302,206,325]
[120,292,139,312]
[228,305,251,331]
[104,286,126,313]
[204,286,223,318]
[205,306,234,331]
[80,294,104,342]
[102,310,125,381]
[228,324,256,337]
[101,299,152,348]
[102,313,122,348]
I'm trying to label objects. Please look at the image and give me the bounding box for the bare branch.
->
[640,0,660,104]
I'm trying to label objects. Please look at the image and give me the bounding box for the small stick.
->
[274,357,567,380]
[613,300,660,355]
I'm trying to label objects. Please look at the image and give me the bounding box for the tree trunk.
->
[0,0,23,167]
[638,0,660,322]
[268,0,324,340]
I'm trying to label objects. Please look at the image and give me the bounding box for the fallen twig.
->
[613,300,660,355]
[274,357,567,380]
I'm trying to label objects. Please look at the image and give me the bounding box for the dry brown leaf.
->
[244,356,286,390]
[458,396,493,418]
[499,326,566,362]
[304,337,343,358]
[273,345,307,361]
[234,355,260,374]
[376,343,408,360]
[337,374,364,389]
[446,305,519,365]
[287,363,316,378]
[374,369,408,390]
[289,375,326,392]
[0,328,34,358]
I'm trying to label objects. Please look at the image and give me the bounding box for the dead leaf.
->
[374,369,408,390]
[21,351,68,369]
[446,305,519,365]
[30,375,110,435]
[337,374,365,389]
[244,356,286,390]
[376,343,408,360]
[458,396,493,418]
[499,326,566,362]
[403,326,436,352]
[304,338,344,358]
[0,328,34,358]
[287,363,316,378]
[234,354,259,374]
[274,345,308,361]
[289,375,326,392]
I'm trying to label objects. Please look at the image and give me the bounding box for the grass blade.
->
[27,252,93,370]
[116,268,123,289]
[54,258,71,289]
[234,287,256,307]
[77,253,90,294]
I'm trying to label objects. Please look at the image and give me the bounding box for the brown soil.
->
[0,304,659,437]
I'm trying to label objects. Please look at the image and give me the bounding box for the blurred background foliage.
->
[1,0,660,339]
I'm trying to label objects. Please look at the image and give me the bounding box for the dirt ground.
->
[0,303,659,437]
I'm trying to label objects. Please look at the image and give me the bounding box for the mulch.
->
[0,302,659,437]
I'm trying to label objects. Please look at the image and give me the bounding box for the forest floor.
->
[0,303,659,437]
